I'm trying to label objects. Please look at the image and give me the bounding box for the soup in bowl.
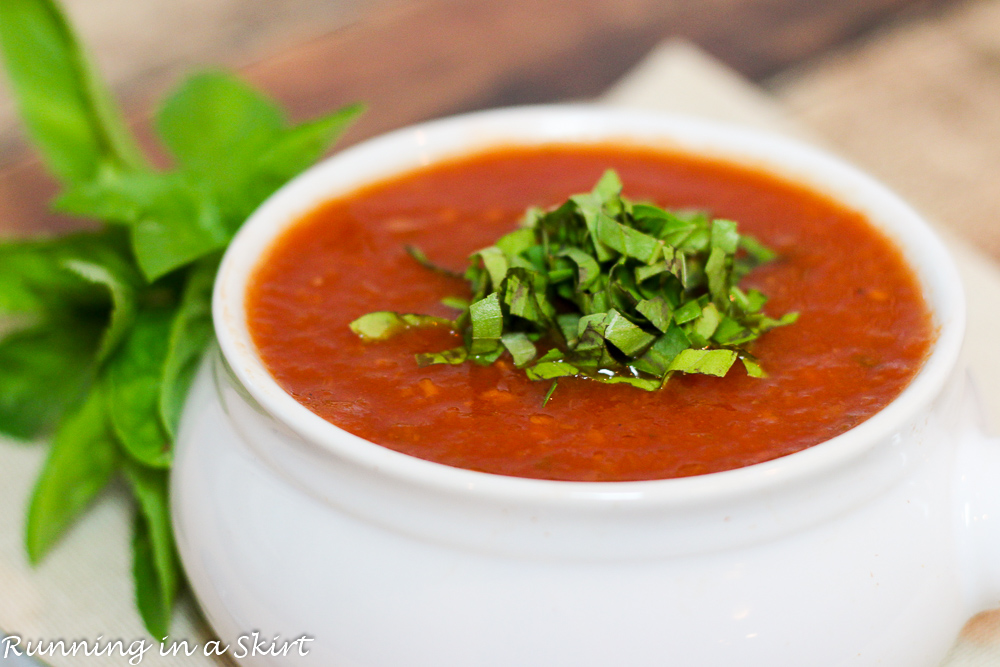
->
[172,106,998,667]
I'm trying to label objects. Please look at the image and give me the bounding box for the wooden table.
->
[0,0,969,238]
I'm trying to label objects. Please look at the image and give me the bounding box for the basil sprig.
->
[0,0,361,637]
[351,170,797,394]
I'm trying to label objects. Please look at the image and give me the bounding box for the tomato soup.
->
[246,145,934,482]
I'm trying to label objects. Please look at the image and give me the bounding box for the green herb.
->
[125,462,177,640]
[25,387,119,563]
[0,0,361,637]
[350,170,797,390]
[541,379,559,407]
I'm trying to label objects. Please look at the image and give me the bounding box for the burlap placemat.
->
[773,0,1000,263]
[2,38,998,666]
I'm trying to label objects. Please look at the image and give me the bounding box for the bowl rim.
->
[212,104,966,507]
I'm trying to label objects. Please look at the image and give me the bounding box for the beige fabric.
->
[603,41,819,143]
[772,0,1000,263]
[1,37,999,666]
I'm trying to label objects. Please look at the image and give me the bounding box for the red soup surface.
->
[246,145,934,482]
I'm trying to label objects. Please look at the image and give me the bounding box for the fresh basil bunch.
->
[0,0,361,636]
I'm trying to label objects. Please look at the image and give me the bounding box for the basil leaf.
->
[604,309,655,357]
[125,174,227,282]
[638,207,699,246]
[713,316,755,346]
[594,375,661,391]
[570,194,615,262]
[691,302,722,341]
[0,230,131,315]
[591,169,623,202]
[635,297,673,334]
[474,246,509,289]
[496,228,535,258]
[469,292,503,355]
[441,296,470,310]
[157,71,284,222]
[105,308,174,468]
[585,290,612,316]
[676,221,711,253]
[729,286,763,314]
[525,359,579,380]
[155,72,359,232]
[710,219,739,254]
[428,313,459,331]
[746,289,768,313]
[0,0,145,183]
[416,347,467,367]
[0,241,80,314]
[407,245,463,279]
[740,353,767,378]
[350,312,410,341]
[0,317,101,440]
[633,324,689,376]
[500,331,537,367]
[557,247,601,290]
[668,348,738,377]
[755,311,800,333]
[54,171,164,224]
[739,234,777,263]
[470,346,505,366]
[349,311,452,342]
[400,313,455,327]
[635,261,669,284]
[249,104,365,204]
[502,268,550,326]
[124,463,179,639]
[541,380,559,407]
[25,387,119,563]
[673,300,702,325]
[775,312,800,327]
[159,257,217,437]
[547,266,575,284]
[596,213,661,263]
[556,313,581,348]
[57,172,229,281]
[704,246,730,308]
[62,254,140,361]
[59,97,358,282]
[131,512,169,639]
[575,312,609,352]
[405,314,453,328]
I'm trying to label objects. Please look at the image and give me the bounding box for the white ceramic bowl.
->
[172,106,1000,666]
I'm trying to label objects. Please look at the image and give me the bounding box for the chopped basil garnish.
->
[349,170,797,390]
[350,311,453,342]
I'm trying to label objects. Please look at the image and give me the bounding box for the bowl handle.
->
[954,375,1000,613]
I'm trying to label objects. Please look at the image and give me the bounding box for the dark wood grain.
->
[245,0,958,143]
[0,0,958,235]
